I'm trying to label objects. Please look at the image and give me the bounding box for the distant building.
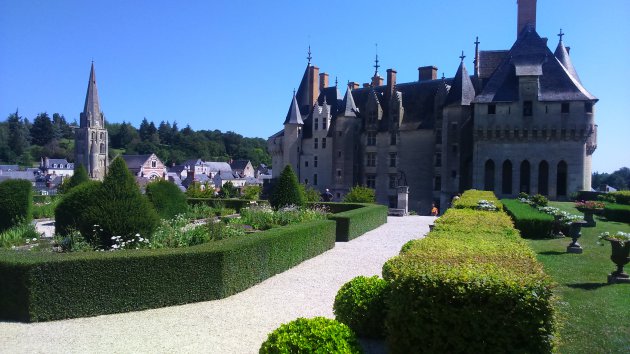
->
[75,63,109,180]
[121,153,167,180]
[213,171,246,188]
[40,157,74,177]
[229,160,255,178]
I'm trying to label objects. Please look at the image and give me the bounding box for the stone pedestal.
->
[397,186,409,215]
[566,220,587,254]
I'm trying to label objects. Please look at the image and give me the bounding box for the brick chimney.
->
[319,72,329,90]
[386,69,397,99]
[418,66,438,81]
[309,66,320,107]
[349,82,360,90]
[517,0,537,37]
[371,75,383,87]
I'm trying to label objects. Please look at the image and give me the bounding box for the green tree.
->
[301,184,322,203]
[58,165,90,194]
[7,111,30,160]
[218,181,237,198]
[30,112,55,146]
[270,165,306,209]
[146,180,188,219]
[241,185,261,200]
[343,186,376,203]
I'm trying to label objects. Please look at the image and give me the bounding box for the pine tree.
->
[270,165,306,209]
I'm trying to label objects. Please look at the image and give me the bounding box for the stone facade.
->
[75,63,108,180]
[268,0,597,213]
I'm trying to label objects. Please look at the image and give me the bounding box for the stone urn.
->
[577,207,601,227]
[566,220,587,254]
[605,239,630,284]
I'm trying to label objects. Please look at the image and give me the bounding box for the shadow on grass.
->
[538,251,567,256]
[566,282,609,290]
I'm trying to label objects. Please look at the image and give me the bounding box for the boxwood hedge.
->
[603,203,630,223]
[0,219,336,322]
[325,203,388,242]
[382,190,556,353]
[502,199,554,239]
[0,179,33,232]
[452,189,503,211]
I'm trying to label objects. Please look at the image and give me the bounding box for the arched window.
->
[100,143,105,154]
[538,161,549,195]
[100,132,104,140]
[520,160,530,194]
[91,132,96,140]
[557,161,568,196]
[484,159,495,191]
[502,160,513,195]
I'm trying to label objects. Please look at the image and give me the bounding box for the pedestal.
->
[397,186,409,215]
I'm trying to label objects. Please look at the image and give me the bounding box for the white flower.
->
[32,238,37,241]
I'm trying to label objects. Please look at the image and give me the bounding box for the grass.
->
[526,201,630,353]
[32,197,60,219]
[0,223,39,248]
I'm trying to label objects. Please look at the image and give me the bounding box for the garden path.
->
[0,216,434,354]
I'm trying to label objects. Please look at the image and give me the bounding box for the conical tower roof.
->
[445,58,476,106]
[284,92,304,125]
[342,85,358,117]
[83,62,101,116]
[554,38,581,83]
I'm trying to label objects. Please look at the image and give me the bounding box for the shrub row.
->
[0,219,336,322]
[0,179,33,232]
[145,180,188,219]
[187,198,269,213]
[325,203,388,242]
[502,199,554,239]
[603,203,630,223]
[452,189,503,211]
[382,191,556,353]
[260,317,361,353]
[573,190,602,201]
[610,191,630,205]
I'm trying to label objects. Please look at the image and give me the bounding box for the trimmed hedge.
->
[610,191,630,205]
[334,275,388,338]
[0,179,33,232]
[260,317,361,353]
[0,219,336,322]
[327,203,388,242]
[603,203,630,223]
[187,198,269,213]
[502,199,554,239]
[382,191,556,353]
[452,189,503,211]
[146,180,188,219]
[574,190,602,201]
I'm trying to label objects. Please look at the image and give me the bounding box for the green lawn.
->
[526,201,630,353]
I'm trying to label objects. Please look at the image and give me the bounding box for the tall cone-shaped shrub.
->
[270,165,306,209]
[59,164,89,194]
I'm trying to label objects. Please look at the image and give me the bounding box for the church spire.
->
[82,62,102,127]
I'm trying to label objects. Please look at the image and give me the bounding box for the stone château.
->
[268,0,597,213]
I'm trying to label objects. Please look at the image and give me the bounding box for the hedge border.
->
[502,198,554,239]
[315,203,388,242]
[0,219,336,322]
[603,203,630,223]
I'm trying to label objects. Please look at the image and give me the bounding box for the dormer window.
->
[53,164,58,168]
[488,104,496,115]
[561,103,570,114]
[523,101,533,116]
[585,102,593,113]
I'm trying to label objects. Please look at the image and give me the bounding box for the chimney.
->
[418,66,438,81]
[386,69,397,99]
[319,73,329,90]
[349,82,360,90]
[363,83,370,88]
[517,0,537,37]
[309,66,320,107]
[371,75,383,87]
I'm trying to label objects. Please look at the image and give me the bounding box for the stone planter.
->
[605,239,630,284]
[566,220,587,254]
[576,207,602,227]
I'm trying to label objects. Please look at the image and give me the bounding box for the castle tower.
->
[75,62,108,180]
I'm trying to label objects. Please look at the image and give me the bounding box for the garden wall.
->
[0,219,336,322]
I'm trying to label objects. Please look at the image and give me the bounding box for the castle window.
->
[390,133,397,145]
[304,178,309,184]
[100,143,106,154]
[561,103,570,114]
[451,170,457,179]
[305,161,308,167]
[367,132,376,146]
[545,105,549,114]
[100,132,104,140]
[322,138,327,149]
[389,174,397,189]
[314,138,318,149]
[366,175,376,189]
[434,176,442,191]
[488,104,496,115]
[337,169,342,177]
[314,118,319,130]
[338,131,342,137]
[436,129,442,144]
[336,193,341,199]
[452,145,458,153]
[523,101,533,116]
[314,156,318,167]
[366,153,376,167]
[389,153,397,168]
[323,118,327,130]
[368,111,376,123]
[450,122,458,133]
[313,173,318,186]
[435,153,442,167]
[585,102,593,113]
[53,164,58,168]
[337,151,342,158]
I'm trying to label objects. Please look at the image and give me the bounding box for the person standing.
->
[322,188,333,202]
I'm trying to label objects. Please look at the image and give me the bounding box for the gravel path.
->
[0,216,433,354]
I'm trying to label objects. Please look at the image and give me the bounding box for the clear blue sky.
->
[1,0,628,173]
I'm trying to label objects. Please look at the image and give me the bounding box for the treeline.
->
[592,167,630,191]
[0,112,271,167]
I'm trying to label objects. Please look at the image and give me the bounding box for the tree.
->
[301,184,322,203]
[7,111,30,159]
[30,112,55,146]
[270,165,306,209]
[343,186,376,203]
[58,165,89,194]
[218,181,238,198]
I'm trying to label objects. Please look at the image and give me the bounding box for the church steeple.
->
[82,62,102,127]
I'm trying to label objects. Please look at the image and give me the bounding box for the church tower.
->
[75,62,108,180]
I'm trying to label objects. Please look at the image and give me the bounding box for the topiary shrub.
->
[54,180,102,238]
[343,186,375,203]
[146,180,188,219]
[260,317,362,354]
[269,165,305,209]
[530,194,548,207]
[334,275,388,338]
[0,179,33,232]
[57,164,89,194]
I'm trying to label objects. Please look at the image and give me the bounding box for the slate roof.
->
[122,155,152,169]
[478,50,509,79]
[475,27,596,103]
[43,158,74,169]
[183,158,203,167]
[284,93,304,125]
[444,61,476,106]
[203,162,232,173]
[230,159,250,171]
[83,63,101,117]
[302,86,342,139]
[554,40,581,83]
[0,170,37,182]
[0,165,19,171]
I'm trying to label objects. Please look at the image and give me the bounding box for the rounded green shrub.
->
[0,179,33,231]
[54,180,101,238]
[58,164,89,194]
[343,186,375,203]
[333,275,388,338]
[260,317,361,354]
[269,165,305,209]
[146,179,188,219]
